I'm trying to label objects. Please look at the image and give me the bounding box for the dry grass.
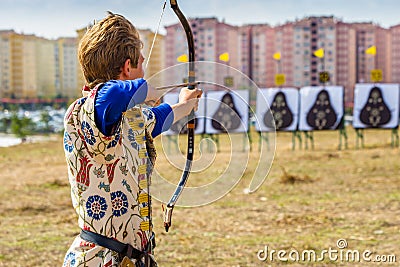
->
[0,127,399,266]
[279,166,315,184]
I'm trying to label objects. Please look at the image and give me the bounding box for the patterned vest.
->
[63,85,156,265]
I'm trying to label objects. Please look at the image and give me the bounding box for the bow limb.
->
[163,0,196,232]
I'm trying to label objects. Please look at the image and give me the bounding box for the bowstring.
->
[145,0,167,71]
[143,1,167,255]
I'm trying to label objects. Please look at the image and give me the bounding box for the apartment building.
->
[11,33,37,99]
[216,19,240,88]
[76,27,86,92]
[0,25,165,100]
[389,24,400,83]
[36,37,56,98]
[0,30,76,99]
[0,32,55,99]
[238,24,275,88]
[238,25,252,77]
[138,29,165,87]
[0,30,13,98]
[274,23,295,87]
[56,37,78,98]
[241,17,373,107]
[165,17,238,89]
[353,23,390,84]
[336,22,356,107]
[163,16,398,108]
[281,16,353,88]
[1,16,400,106]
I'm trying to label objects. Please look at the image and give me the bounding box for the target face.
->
[353,83,400,129]
[205,90,250,134]
[299,86,344,131]
[255,88,299,132]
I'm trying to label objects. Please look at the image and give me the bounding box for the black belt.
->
[80,229,149,260]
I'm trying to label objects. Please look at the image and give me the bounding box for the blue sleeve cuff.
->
[149,103,174,138]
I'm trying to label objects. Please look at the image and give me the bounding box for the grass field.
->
[0,127,399,266]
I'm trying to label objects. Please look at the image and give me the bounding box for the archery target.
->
[298,86,344,131]
[255,88,299,132]
[205,90,249,134]
[162,92,206,135]
[352,83,400,129]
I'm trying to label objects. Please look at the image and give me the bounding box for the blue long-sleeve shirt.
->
[94,79,174,138]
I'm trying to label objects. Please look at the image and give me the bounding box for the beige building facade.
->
[56,37,78,98]
[138,29,165,88]
[0,30,13,98]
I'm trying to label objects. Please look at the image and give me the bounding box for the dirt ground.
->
[0,128,399,266]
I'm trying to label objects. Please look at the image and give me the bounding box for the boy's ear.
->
[120,58,131,79]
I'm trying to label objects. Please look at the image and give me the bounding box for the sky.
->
[1,0,400,39]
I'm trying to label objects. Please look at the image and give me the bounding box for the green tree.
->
[10,114,34,139]
[40,110,52,132]
[0,117,7,132]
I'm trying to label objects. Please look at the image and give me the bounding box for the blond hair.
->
[78,12,143,89]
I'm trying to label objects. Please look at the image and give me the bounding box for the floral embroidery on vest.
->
[63,84,157,266]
